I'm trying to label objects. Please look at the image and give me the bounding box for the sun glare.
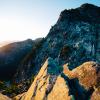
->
[0,16,47,43]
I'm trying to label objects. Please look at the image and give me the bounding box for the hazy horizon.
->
[0,0,100,43]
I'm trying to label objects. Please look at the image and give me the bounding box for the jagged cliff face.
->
[45,3,100,67]
[14,4,100,85]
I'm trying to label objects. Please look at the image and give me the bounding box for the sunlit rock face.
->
[17,58,72,100]
[63,61,100,100]
[0,93,11,100]
[15,58,100,100]
[14,3,100,86]
[63,61,100,90]
[91,87,100,100]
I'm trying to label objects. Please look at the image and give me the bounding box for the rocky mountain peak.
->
[13,3,100,89]
[58,3,100,23]
[80,3,99,9]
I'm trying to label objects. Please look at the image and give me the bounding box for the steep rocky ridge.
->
[14,58,100,100]
[14,58,71,100]
[14,3,100,88]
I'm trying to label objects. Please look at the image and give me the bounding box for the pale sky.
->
[0,0,100,42]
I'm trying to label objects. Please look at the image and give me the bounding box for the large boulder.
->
[63,61,100,89]
[63,61,100,99]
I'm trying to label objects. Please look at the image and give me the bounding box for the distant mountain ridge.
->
[0,41,13,47]
[0,38,43,80]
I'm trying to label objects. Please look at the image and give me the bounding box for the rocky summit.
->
[0,3,100,100]
[14,3,100,91]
